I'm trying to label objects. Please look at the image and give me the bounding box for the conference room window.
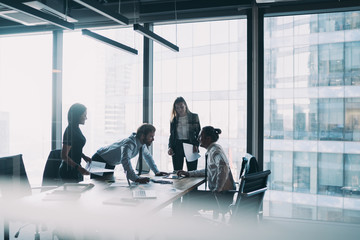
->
[264,10,360,222]
[63,28,143,155]
[0,33,52,186]
[153,19,247,176]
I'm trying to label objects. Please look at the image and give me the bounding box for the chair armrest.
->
[227,190,238,193]
[241,187,267,197]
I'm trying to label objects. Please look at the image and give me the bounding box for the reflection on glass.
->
[0,34,52,186]
[318,153,344,196]
[63,28,143,155]
[269,151,293,191]
[265,10,360,222]
[293,152,317,194]
[153,19,247,177]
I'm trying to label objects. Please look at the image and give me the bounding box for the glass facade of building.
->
[264,11,360,222]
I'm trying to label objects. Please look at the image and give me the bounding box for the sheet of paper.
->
[85,161,115,176]
[182,143,201,162]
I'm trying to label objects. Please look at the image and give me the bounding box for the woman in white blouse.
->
[168,97,201,171]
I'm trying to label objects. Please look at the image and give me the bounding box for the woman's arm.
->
[81,153,92,163]
[168,120,176,155]
[61,144,89,175]
[61,144,77,167]
[190,113,201,148]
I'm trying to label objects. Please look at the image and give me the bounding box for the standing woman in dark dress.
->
[168,97,201,171]
[59,103,91,183]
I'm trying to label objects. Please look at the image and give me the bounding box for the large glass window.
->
[265,11,360,223]
[63,28,143,163]
[0,34,52,186]
[153,19,247,176]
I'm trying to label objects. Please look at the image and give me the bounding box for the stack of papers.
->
[85,161,115,176]
[183,143,201,162]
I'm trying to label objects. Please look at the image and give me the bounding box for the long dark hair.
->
[170,96,191,121]
[202,126,222,142]
[67,103,86,125]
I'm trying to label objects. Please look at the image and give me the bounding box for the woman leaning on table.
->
[168,97,201,171]
[59,103,91,183]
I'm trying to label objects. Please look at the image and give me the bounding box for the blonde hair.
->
[170,96,190,121]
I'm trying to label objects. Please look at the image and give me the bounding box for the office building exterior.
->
[264,11,360,222]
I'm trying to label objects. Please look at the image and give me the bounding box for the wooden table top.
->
[1,173,205,237]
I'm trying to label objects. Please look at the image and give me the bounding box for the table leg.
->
[4,219,9,240]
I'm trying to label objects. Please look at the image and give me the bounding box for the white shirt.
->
[177,115,189,140]
[189,142,236,192]
[95,133,159,181]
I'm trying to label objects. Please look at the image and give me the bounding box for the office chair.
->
[229,170,271,224]
[239,153,259,178]
[0,154,48,240]
[212,153,260,220]
[41,149,63,188]
[0,154,32,199]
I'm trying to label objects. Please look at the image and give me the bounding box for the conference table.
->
[1,174,205,239]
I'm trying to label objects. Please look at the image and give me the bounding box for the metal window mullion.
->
[143,23,154,125]
[52,30,63,150]
[248,4,264,171]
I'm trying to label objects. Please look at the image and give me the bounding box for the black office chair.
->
[41,149,63,188]
[212,153,260,218]
[201,153,260,221]
[0,154,40,240]
[239,153,259,178]
[229,170,271,224]
[0,154,32,199]
[0,154,54,240]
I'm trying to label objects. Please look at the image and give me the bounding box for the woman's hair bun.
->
[214,128,222,135]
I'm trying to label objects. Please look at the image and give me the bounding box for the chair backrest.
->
[41,149,63,186]
[230,170,271,223]
[0,154,32,198]
[239,153,259,179]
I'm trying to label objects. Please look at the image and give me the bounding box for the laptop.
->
[125,171,156,199]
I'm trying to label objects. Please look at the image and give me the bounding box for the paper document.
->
[85,161,115,176]
[183,143,201,162]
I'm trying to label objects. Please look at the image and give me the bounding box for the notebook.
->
[132,189,157,199]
